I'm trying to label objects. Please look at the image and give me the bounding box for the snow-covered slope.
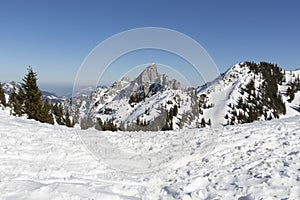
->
[199,62,300,126]
[198,63,255,126]
[75,62,300,131]
[0,109,299,199]
[78,63,200,131]
[279,68,300,116]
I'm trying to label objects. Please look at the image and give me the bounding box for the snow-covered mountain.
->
[72,62,300,131]
[76,63,201,131]
[3,61,300,131]
[199,62,300,126]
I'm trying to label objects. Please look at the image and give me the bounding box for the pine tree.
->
[162,120,172,131]
[286,87,295,103]
[207,118,211,126]
[230,116,235,125]
[118,121,125,131]
[200,118,206,128]
[8,87,24,116]
[21,67,43,121]
[237,97,243,109]
[224,114,229,119]
[173,105,178,116]
[80,115,94,129]
[102,119,117,131]
[161,109,173,131]
[65,110,73,127]
[246,79,255,96]
[0,83,6,107]
[52,103,64,125]
[95,118,103,130]
[40,99,54,124]
[8,88,14,108]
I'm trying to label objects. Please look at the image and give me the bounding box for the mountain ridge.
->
[76,61,300,131]
[2,61,300,131]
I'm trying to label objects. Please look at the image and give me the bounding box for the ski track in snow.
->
[0,110,300,199]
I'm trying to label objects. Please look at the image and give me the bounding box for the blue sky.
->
[0,0,299,95]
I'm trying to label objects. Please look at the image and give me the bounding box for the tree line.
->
[0,67,74,127]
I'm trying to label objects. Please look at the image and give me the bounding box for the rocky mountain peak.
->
[136,63,159,85]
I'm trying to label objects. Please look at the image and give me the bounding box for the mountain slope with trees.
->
[73,62,300,131]
[200,61,300,126]
[0,67,74,127]
[2,62,300,131]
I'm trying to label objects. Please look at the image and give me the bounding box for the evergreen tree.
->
[8,87,24,116]
[118,121,125,131]
[173,105,178,116]
[207,118,211,126]
[128,91,145,106]
[52,103,64,125]
[102,119,117,131]
[95,118,103,130]
[237,97,243,109]
[286,87,295,103]
[200,118,206,128]
[21,67,43,121]
[0,83,6,107]
[65,110,73,127]
[161,108,173,131]
[245,79,255,96]
[8,88,14,108]
[230,116,235,125]
[40,99,54,124]
[80,115,94,129]
[162,120,172,131]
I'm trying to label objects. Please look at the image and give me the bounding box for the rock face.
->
[114,63,181,99]
[159,74,181,90]
[133,64,181,95]
[136,63,160,85]
[135,63,180,90]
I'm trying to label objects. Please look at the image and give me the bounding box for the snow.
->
[198,62,300,127]
[199,64,250,127]
[0,109,299,199]
[93,88,198,130]
[66,62,300,131]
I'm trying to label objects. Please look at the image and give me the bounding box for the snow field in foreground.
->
[0,109,299,199]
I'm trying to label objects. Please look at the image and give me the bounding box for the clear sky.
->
[0,0,299,95]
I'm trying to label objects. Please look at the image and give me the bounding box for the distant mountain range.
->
[1,81,67,103]
[2,62,300,131]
